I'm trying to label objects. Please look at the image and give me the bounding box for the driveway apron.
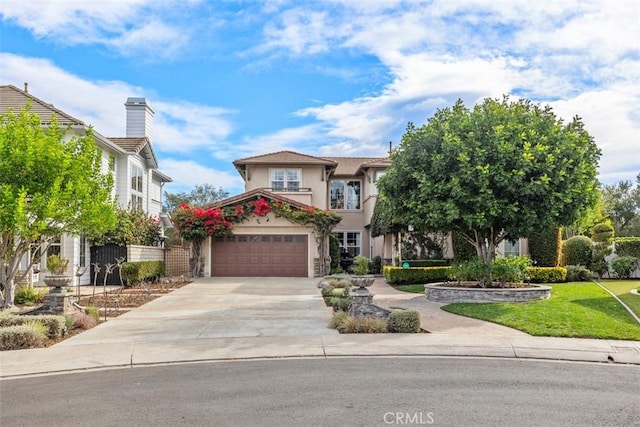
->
[56,277,337,347]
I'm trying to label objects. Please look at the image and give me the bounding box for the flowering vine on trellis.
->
[172,197,342,276]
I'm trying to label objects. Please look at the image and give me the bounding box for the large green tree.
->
[378,96,601,264]
[601,175,640,236]
[0,107,116,307]
[163,183,229,212]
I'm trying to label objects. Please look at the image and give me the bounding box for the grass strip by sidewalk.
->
[442,282,640,341]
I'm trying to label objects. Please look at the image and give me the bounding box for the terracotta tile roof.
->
[234,150,338,166]
[109,137,159,169]
[206,188,312,211]
[109,137,149,153]
[0,84,85,126]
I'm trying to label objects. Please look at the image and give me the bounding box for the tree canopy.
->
[601,174,640,236]
[0,106,116,306]
[377,96,601,263]
[163,183,229,212]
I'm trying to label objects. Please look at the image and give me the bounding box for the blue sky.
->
[1,0,638,196]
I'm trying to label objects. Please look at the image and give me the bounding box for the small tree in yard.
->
[0,107,116,307]
[378,96,601,284]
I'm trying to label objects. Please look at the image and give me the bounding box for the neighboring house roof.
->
[322,156,390,176]
[208,188,313,211]
[109,137,159,170]
[153,169,173,183]
[0,84,85,126]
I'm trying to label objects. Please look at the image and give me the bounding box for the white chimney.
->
[125,97,154,140]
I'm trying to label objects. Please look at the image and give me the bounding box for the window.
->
[151,181,161,201]
[333,231,361,257]
[372,170,385,194]
[504,239,520,257]
[270,169,301,191]
[330,180,361,210]
[131,164,144,210]
[46,238,61,258]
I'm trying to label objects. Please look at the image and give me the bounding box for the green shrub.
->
[450,258,491,282]
[64,315,76,331]
[386,309,420,333]
[614,237,640,258]
[369,256,383,274]
[121,261,165,285]
[0,314,66,338]
[323,277,351,288]
[526,267,567,283]
[329,234,341,271]
[611,256,638,279]
[566,265,592,282]
[330,288,348,297]
[591,222,614,244]
[0,325,46,350]
[336,316,387,333]
[564,236,593,268]
[491,256,532,284]
[383,266,451,285]
[330,297,351,313]
[528,226,562,267]
[352,255,370,275]
[321,285,335,298]
[14,285,47,305]
[85,306,100,322]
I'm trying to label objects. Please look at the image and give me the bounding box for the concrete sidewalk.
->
[1,277,639,378]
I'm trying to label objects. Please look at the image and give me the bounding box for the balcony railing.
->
[264,187,312,192]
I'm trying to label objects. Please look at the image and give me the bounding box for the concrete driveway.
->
[57,277,337,347]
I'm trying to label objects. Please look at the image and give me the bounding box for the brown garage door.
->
[211,234,308,277]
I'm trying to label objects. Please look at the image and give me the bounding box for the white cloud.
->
[1,53,237,167]
[0,0,198,58]
[160,159,243,193]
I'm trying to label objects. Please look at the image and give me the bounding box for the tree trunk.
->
[190,239,204,277]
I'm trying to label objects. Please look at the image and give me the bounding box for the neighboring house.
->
[198,151,392,277]
[0,84,172,285]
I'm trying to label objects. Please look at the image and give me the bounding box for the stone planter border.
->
[425,282,551,303]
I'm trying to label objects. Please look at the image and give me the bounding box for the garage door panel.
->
[212,234,308,277]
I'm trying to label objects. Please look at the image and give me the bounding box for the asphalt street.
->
[1,357,638,427]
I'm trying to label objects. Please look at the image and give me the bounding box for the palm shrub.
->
[352,255,370,275]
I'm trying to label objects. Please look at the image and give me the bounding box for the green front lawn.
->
[596,279,640,318]
[442,282,640,340]
[394,284,426,294]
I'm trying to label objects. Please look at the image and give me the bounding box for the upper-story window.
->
[330,180,361,210]
[270,168,300,191]
[372,170,385,194]
[131,164,144,210]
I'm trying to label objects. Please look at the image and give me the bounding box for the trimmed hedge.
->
[564,235,593,268]
[121,261,165,285]
[0,314,66,338]
[383,266,451,285]
[387,309,421,333]
[526,267,567,283]
[614,237,640,258]
[0,325,45,351]
[528,226,562,267]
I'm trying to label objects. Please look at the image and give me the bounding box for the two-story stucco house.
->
[0,84,172,285]
[197,151,392,278]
